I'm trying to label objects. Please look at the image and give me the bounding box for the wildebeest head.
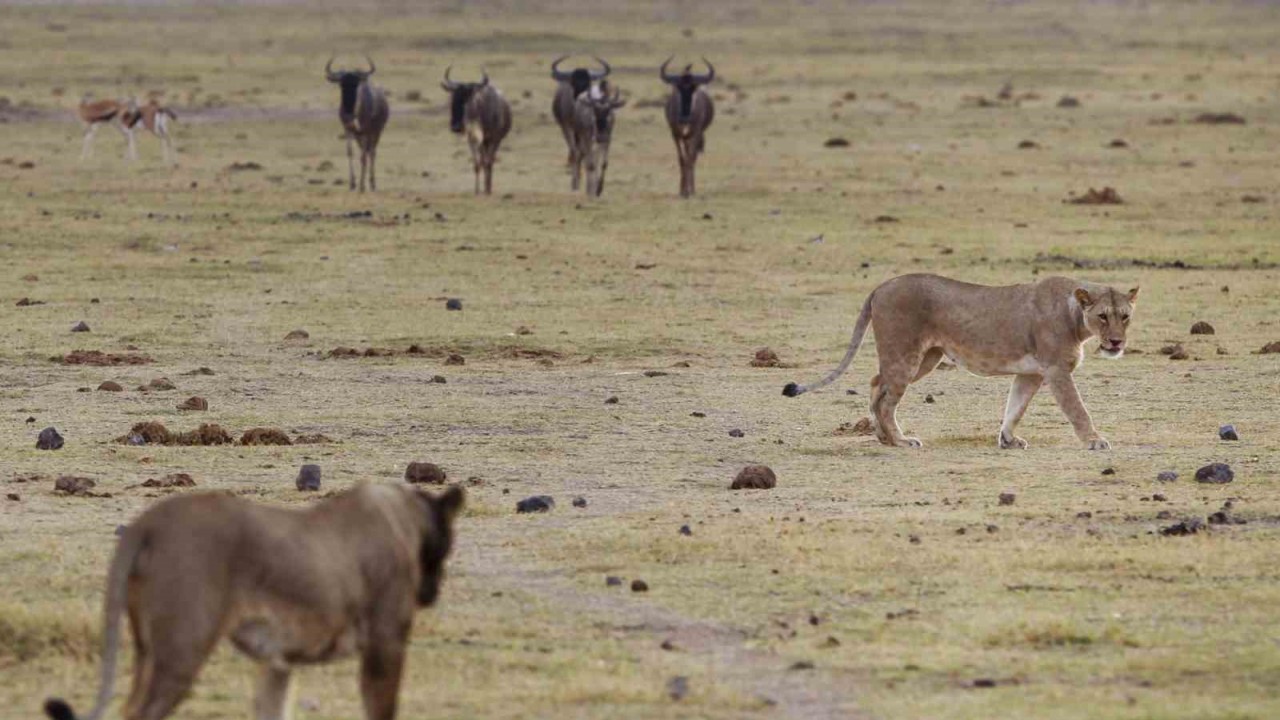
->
[551,55,611,99]
[660,56,714,122]
[325,55,376,115]
[413,485,465,607]
[441,65,489,134]
[590,86,626,136]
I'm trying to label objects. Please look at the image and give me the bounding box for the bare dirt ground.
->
[2,1,1280,719]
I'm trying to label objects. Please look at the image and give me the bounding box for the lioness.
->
[783,274,1138,450]
[44,483,464,720]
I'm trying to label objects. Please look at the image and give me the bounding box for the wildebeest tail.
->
[782,291,874,397]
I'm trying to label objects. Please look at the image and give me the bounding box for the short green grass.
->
[2,1,1279,719]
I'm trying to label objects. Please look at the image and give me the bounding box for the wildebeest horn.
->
[363,54,376,76]
[659,56,677,83]
[551,55,573,81]
[590,56,611,80]
[325,56,340,82]
[695,57,715,84]
[441,64,458,91]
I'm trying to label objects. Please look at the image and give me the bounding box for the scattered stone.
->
[1219,424,1239,441]
[60,350,152,366]
[750,347,781,368]
[998,492,1016,506]
[665,675,688,701]
[293,433,334,444]
[1161,343,1189,360]
[71,321,90,333]
[516,495,555,513]
[177,396,208,411]
[174,423,233,446]
[924,394,935,404]
[97,381,123,392]
[1193,112,1245,125]
[731,465,776,490]
[240,427,293,446]
[445,298,463,311]
[728,428,745,438]
[1101,467,1116,476]
[284,329,310,341]
[1156,471,1178,482]
[571,496,587,508]
[679,524,692,536]
[1258,341,1280,354]
[1068,187,1123,205]
[604,396,619,404]
[1056,95,1080,108]
[823,137,850,148]
[36,427,64,450]
[606,576,623,587]
[15,297,44,306]
[142,473,196,488]
[296,465,322,492]
[1194,463,1233,484]
[1160,518,1205,536]
[834,417,875,436]
[1190,321,1215,335]
[53,476,95,496]
[445,353,465,366]
[431,375,447,384]
[5,494,18,502]
[631,579,649,593]
[405,462,447,484]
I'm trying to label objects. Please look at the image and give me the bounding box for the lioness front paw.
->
[1087,437,1111,451]
[998,433,1028,450]
[898,436,924,448]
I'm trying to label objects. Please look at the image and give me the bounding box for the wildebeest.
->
[550,55,610,171]
[660,57,716,198]
[122,99,178,166]
[325,55,389,192]
[77,95,133,162]
[441,66,512,196]
[569,85,625,197]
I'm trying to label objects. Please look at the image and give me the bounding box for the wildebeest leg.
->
[598,145,609,196]
[562,126,576,170]
[467,135,481,195]
[81,123,99,160]
[346,133,356,190]
[253,666,294,720]
[999,373,1041,449]
[359,140,369,193]
[673,135,689,198]
[483,142,495,195]
[570,138,583,192]
[584,145,598,198]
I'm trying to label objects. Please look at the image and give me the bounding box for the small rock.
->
[1219,424,1239,441]
[908,534,921,544]
[1156,471,1178,482]
[71,321,90,333]
[1151,493,1167,502]
[36,427,64,450]
[750,347,781,368]
[604,396,619,404]
[728,428,745,438]
[679,524,692,536]
[97,381,123,392]
[605,576,623,587]
[665,675,688,701]
[445,298,463,311]
[1156,510,1173,520]
[296,464,322,492]
[998,492,1016,506]
[1194,463,1233,484]
[431,375,447,384]
[284,329,310,341]
[660,639,676,651]
[789,661,815,671]
[1160,343,1189,360]
[1101,467,1116,476]
[731,465,776,490]
[1076,511,1092,519]
[823,137,850,148]
[972,678,998,689]
[631,579,649,593]
[146,377,176,391]
[240,427,292,446]
[141,473,196,488]
[405,462,447,485]
[572,496,587,508]
[643,370,669,377]
[53,475,95,495]
[690,411,706,418]
[1160,518,1205,536]
[176,396,208,411]
[924,394,935,404]
[516,495,555,513]
[445,353,465,366]
[1056,95,1080,108]
[1190,321,1215,335]
[986,524,999,533]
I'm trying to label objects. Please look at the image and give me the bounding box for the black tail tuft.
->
[45,699,76,720]
[782,382,801,398]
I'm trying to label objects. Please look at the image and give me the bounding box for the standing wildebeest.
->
[441,66,511,196]
[550,55,610,171]
[660,57,715,198]
[569,85,625,197]
[325,55,389,192]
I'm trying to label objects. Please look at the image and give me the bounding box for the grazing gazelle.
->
[77,95,134,161]
[122,99,178,165]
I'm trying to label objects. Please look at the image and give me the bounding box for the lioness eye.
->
[1099,313,1108,322]
[1121,314,1130,323]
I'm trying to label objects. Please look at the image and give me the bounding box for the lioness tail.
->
[44,527,145,720]
[782,292,874,397]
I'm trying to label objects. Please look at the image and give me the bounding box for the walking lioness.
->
[44,483,464,720]
[783,274,1138,450]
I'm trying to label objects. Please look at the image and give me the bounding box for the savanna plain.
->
[2,1,1280,718]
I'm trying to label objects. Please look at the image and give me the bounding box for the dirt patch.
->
[176,396,208,411]
[174,424,234,446]
[140,473,196,488]
[59,350,153,366]
[240,427,293,446]
[405,462,447,484]
[731,465,777,490]
[834,418,875,436]
[226,161,263,171]
[1067,187,1123,205]
[1256,341,1280,354]
[1193,112,1245,125]
[97,381,123,392]
[750,347,782,368]
[294,433,334,444]
[53,476,106,497]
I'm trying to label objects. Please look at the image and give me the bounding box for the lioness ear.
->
[434,486,465,521]
[1127,286,1140,304]
[1073,288,1094,307]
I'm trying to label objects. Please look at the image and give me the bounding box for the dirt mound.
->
[1257,341,1280,354]
[139,377,176,391]
[1193,112,1245,125]
[834,418,875,436]
[141,473,196,488]
[97,381,123,392]
[60,350,153,366]
[174,424,233,446]
[240,427,293,446]
[177,396,208,411]
[284,329,310,341]
[53,476,103,497]
[122,421,172,445]
[1068,187,1123,205]
[731,465,777,490]
[1190,321,1215,335]
[328,347,363,358]
[405,462,447,484]
[750,347,782,368]
[294,433,334,444]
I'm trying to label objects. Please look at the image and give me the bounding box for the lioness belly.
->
[231,614,361,667]
[944,348,1042,377]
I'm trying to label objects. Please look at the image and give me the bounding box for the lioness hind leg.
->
[871,380,921,448]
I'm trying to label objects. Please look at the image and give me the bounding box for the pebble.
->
[445,298,463,311]
[1194,463,1234,484]
[631,579,649,592]
[1219,424,1239,441]
[572,496,587,508]
[516,495,555,513]
[679,524,692,536]
[71,321,90,333]
[296,464,322,492]
[998,492,1016,506]
[1156,471,1178,482]
[36,427,64,450]
[605,576,623,587]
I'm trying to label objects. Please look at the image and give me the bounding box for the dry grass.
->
[2,1,1280,718]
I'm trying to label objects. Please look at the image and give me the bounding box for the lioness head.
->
[413,486,465,606]
[1074,286,1139,358]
